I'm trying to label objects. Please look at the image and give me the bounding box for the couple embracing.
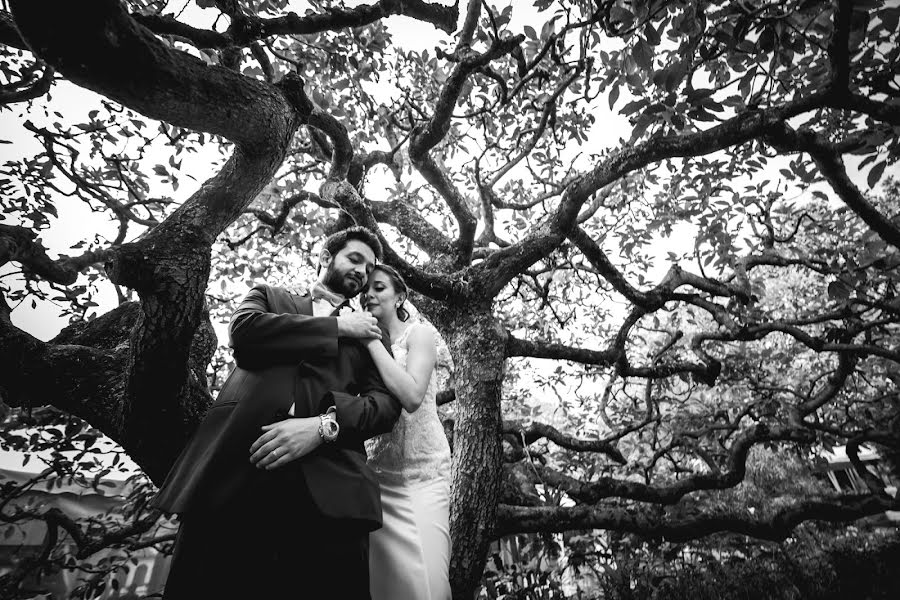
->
[152,226,453,599]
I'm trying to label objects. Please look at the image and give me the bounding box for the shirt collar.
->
[310,281,346,307]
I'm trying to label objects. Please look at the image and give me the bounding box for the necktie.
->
[310,282,346,307]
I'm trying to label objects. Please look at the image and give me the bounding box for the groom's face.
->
[321,239,377,297]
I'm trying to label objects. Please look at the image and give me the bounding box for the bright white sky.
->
[1,0,897,481]
[2,0,896,343]
[0,1,632,342]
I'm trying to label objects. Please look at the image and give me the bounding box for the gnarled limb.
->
[522,424,814,507]
[570,226,750,308]
[0,224,110,285]
[832,93,900,127]
[474,91,831,298]
[371,198,456,257]
[408,17,525,265]
[0,292,123,437]
[409,154,478,264]
[10,0,303,153]
[133,0,459,49]
[506,330,720,384]
[507,334,619,365]
[765,124,900,252]
[0,61,52,105]
[503,421,626,464]
[496,494,894,541]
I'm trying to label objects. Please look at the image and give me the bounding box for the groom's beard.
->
[322,263,364,298]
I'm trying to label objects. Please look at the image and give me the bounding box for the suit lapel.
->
[297,294,313,316]
[286,288,314,316]
[287,285,356,317]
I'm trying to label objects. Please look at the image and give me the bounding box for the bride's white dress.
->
[366,324,453,600]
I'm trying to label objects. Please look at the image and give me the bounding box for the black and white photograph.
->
[1,1,898,598]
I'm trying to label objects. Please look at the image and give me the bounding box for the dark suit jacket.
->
[152,284,402,530]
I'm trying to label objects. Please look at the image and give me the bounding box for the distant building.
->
[0,452,175,599]
[818,445,899,522]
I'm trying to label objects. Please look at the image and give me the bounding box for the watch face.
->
[323,419,339,440]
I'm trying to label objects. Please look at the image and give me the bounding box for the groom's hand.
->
[250,417,322,470]
[337,312,381,339]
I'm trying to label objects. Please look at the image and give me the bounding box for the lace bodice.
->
[366,324,452,484]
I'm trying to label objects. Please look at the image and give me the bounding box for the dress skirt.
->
[369,476,452,600]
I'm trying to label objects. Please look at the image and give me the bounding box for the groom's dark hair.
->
[323,225,383,261]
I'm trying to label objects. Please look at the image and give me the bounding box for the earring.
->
[396,301,409,322]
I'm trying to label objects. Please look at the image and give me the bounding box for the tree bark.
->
[441,305,506,599]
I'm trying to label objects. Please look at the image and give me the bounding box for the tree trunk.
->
[5,0,309,483]
[444,305,506,599]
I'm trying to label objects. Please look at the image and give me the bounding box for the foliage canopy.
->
[0,0,898,597]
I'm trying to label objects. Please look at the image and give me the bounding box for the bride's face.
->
[364,270,400,323]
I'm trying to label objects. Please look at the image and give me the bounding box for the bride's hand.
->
[337,312,381,339]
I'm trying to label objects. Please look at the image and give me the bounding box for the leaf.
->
[738,70,755,98]
[620,99,646,116]
[859,154,878,169]
[827,280,851,301]
[644,22,661,46]
[608,84,620,110]
[524,25,537,40]
[540,17,557,40]
[867,161,885,188]
[880,7,900,32]
[758,25,776,52]
[864,239,886,259]
[660,62,687,93]
[609,6,634,29]
[699,97,724,112]
[632,39,653,72]
[630,113,654,142]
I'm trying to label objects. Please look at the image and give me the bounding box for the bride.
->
[362,264,452,600]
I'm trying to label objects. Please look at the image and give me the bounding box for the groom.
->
[153,226,400,599]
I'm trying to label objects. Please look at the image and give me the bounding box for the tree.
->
[1,0,898,598]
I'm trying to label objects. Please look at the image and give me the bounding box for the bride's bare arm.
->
[365,324,436,413]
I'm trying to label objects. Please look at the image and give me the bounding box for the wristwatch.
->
[318,408,339,443]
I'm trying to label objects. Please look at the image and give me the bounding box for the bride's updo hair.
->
[367,264,410,322]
